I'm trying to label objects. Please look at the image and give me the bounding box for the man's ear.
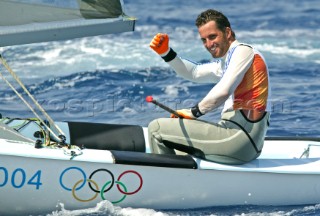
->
[225,27,232,39]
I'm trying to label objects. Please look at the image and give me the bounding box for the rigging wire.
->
[0,54,66,144]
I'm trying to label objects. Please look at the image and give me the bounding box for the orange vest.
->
[233,53,269,112]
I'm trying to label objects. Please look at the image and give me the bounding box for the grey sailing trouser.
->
[148,110,270,165]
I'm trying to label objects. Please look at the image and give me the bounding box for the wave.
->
[47,201,320,216]
[0,67,187,98]
[48,200,168,216]
[1,25,319,80]
[237,28,320,39]
[254,43,320,61]
[135,25,320,39]
[0,67,215,126]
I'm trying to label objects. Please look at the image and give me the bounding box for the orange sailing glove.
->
[150,33,170,55]
[170,109,196,120]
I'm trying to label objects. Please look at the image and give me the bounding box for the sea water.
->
[0,0,320,215]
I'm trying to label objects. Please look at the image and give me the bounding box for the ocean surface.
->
[0,0,320,215]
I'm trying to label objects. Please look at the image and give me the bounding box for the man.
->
[148,9,271,164]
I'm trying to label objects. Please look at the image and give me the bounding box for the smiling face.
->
[198,20,234,58]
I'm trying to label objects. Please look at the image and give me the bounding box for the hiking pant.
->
[148,110,270,165]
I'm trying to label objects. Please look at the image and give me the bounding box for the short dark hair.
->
[195,9,235,38]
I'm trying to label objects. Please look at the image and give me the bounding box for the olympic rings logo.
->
[59,167,143,203]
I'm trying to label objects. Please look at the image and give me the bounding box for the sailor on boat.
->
[148,9,271,165]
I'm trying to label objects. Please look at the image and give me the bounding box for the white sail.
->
[0,0,135,46]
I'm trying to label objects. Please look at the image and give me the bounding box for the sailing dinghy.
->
[1,118,320,215]
[1,1,320,215]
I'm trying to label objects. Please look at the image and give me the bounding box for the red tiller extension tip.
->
[145,96,154,103]
[145,96,183,118]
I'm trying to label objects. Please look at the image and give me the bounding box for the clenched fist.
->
[149,33,170,55]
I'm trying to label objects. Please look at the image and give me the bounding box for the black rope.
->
[222,119,261,153]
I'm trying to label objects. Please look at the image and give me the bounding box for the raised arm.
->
[150,33,222,84]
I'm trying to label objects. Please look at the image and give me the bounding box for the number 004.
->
[0,167,42,190]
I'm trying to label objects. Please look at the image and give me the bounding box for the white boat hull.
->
[1,121,320,215]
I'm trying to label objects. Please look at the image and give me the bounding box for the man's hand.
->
[170,109,196,119]
[150,33,169,55]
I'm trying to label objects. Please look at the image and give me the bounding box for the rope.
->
[0,54,66,143]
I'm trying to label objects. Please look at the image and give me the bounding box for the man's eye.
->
[209,35,216,40]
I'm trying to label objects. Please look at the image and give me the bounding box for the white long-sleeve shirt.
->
[166,40,271,115]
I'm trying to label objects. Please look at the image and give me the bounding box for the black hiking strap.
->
[111,150,198,169]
